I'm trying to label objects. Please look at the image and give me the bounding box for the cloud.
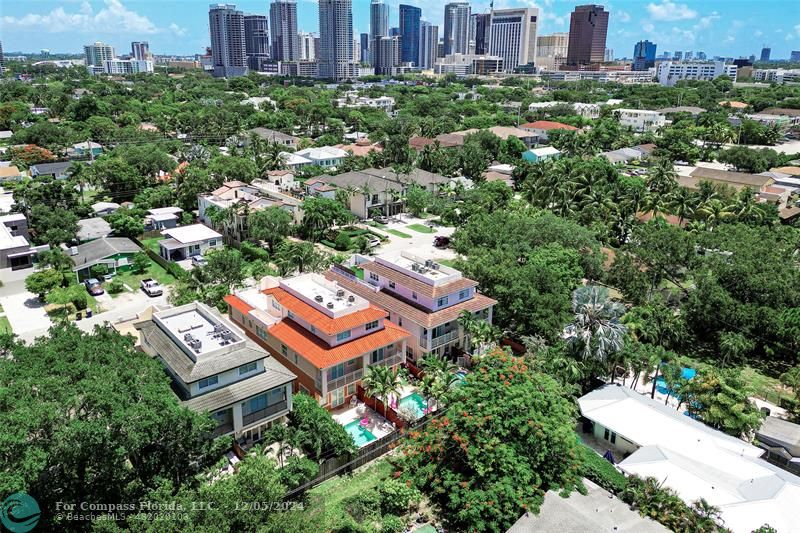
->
[694,11,720,30]
[1,0,159,34]
[646,1,697,21]
[617,11,631,23]
[169,22,187,37]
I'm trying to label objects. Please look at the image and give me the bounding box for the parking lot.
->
[366,215,457,260]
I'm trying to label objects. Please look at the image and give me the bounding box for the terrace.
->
[333,402,394,448]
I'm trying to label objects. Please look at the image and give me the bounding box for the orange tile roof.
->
[521,120,578,131]
[224,294,254,315]
[263,287,388,335]
[268,318,410,368]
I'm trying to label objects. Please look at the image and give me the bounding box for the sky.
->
[1,0,799,59]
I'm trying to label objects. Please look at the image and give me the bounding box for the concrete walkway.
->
[0,290,52,341]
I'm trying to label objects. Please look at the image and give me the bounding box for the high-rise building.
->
[632,39,656,70]
[674,51,683,61]
[270,0,298,61]
[360,33,370,63]
[390,27,401,37]
[84,42,116,67]
[299,32,317,60]
[244,14,269,71]
[399,5,422,65]
[565,4,608,66]
[536,33,569,70]
[469,13,491,55]
[697,51,707,60]
[792,51,800,62]
[487,7,539,72]
[318,0,353,81]
[373,35,400,75]
[604,48,614,62]
[419,22,439,70]
[208,4,247,78]
[353,38,362,64]
[444,2,471,56]
[370,0,389,64]
[131,41,151,61]
[685,51,693,60]
[0,41,5,74]
[760,47,771,62]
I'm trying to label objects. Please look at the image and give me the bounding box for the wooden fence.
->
[356,384,406,430]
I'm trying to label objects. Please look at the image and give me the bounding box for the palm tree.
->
[362,365,402,419]
[568,285,627,365]
[696,198,734,229]
[668,187,696,225]
[68,161,88,203]
[732,187,763,224]
[419,353,459,409]
[645,157,678,195]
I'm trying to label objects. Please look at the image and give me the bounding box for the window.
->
[331,387,345,407]
[603,428,610,441]
[388,281,395,289]
[412,292,417,300]
[365,320,379,331]
[239,362,257,375]
[256,326,267,340]
[369,272,379,282]
[281,344,288,357]
[346,383,356,396]
[336,330,351,341]
[199,375,218,389]
[287,310,294,319]
[459,289,469,300]
[370,348,385,364]
[437,296,449,307]
[272,299,281,310]
[330,363,345,379]
[610,432,617,444]
[398,317,403,327]
[293,352,298,364]
[371,194,379,204]
[309,325,315,334]
[208,239,217,247]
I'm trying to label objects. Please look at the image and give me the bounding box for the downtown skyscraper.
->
[487,7,539,72]
[369,0,389,65]
[419,21,439,70]
[443,2,471,56]
[633,39,656,70]
[209,4,247,77]
[469,13,491,55]
[565,4,609,67]
[270,0,299,61]
[399,4,421,65]
[319,0,353,81]
[131,41,151,61]
[244,14,269,71]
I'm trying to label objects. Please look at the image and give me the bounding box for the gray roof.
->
[690,167,773,188]
[76,217,112,241]
[757,417,800,458]
[135,319,294,383]
[317,167,448,193]
[30,161,73,176]
[657,106,706,115]
[70,237,140,270]
[249,127,300,143]
[507,479,668,533]
[184,368,294,413]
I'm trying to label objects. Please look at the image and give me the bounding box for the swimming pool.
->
[398,392,428,419]
[343,419,377,447]
[655,367,697,395]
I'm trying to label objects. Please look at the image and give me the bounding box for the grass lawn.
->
[0,316,11,334]
[436,258,459,268]
[387,229,412,239]
[407,224,436,234]
[366,221,387,229]
[110,261,176,296]
[354,267,364,280]
[740,366,794,405]
[140,237,162,254]
[305,458,394,531]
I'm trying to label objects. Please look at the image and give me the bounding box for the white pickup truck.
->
[140,278,163,297]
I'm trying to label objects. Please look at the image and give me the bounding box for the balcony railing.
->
[327,368,363,393]
[242,400,289,426]
[419,329,460,350]
[369,354,402,369]
[212,421,235,438]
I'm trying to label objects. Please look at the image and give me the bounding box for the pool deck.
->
[332,402,395,443]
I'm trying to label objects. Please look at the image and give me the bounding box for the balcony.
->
[419,329,461,350]
[327,368,363,393]
[242,400,289,426]
[369,354,402,369]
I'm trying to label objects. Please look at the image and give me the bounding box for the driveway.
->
[367,215,457,260]
[75,286,171,333]
[0,290,52,340]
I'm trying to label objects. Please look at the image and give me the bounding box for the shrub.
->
[379,478,420,516]
[107,279,125,294]
[578,444,627,494]
[71,291,88,311]
[90,263,109,279]
[278,456,319,490]
[240,241,270,262]
[334,233,352,251]
[342,491,382,524]
[380,515,407,533]
[320,239,337,249]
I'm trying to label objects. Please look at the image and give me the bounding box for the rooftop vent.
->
[326,302,334,309]
[314,295,324,303]
[348,295,355,302]
[425,259,434,268]
[336,289,345,297]
[184,333,194,342]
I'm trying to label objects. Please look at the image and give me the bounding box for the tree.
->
[680,369,764,437]
[249,206,293,253]
[89,156,149,201]
[29,205,79,246]
[25,268,63,300]
[46,284,87,322]
[132,252,150,274]
[718,331,754,369]
[404,184,432,218]
[400,350,581,532]
[110,213,144,238]
[300,196,353,242]
[361,365,402,419]
[0,326,223,531]
[204,248,246,290]
[288,393,355,461]
[567,285,627,368]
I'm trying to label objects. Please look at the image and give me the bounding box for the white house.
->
[135,302,296,444]
[145,206,183,230]
[280,152,313,171]
[294,146,348,169]
[579,384,800,533]
[613,109,666,132]
[158,224,222,261]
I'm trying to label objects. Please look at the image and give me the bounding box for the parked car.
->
[191,255,207,267]
[367,237,381,248]
[83,278,104,296]
[373,215,389,224]
[140,278,163,297]
[434,236,451,249]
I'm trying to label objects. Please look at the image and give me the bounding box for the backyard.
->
[109,259,176,296]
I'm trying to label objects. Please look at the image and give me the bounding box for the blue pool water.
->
[344,420,377,447]
[655,367,697,395]
[398,393,428,419]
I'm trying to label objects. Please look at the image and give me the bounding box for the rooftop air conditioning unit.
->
[184,333,194,341]
[432,263,440,270]
[315,295,324,302]
[327,302,334,309]
[70,246,79,256]
[336,289,345,297]
[348,295,355,302]
[425,259,433,268]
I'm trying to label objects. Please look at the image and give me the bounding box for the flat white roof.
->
[280,273,369,318]
[528,146,561,156]
[375,250,461,286]
[161,224,221,244]
[148,206,184,216]
[295,146,348,160]
[154,303,243,358]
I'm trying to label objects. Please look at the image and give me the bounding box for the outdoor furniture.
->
[356,403,366,415]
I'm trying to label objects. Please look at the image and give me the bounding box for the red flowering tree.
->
[7,144,56,168]
[400,349,582,532]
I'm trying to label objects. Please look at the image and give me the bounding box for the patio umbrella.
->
[603,450,616,464]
